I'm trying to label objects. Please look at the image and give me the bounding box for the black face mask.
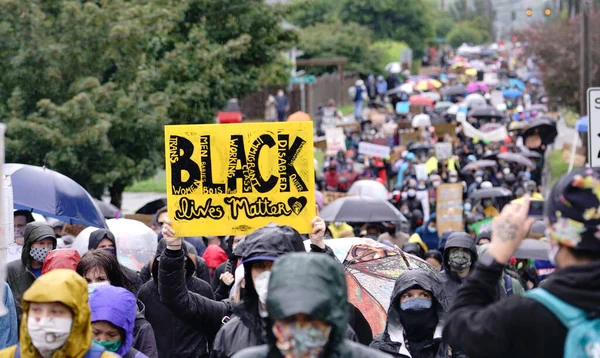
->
[398,307,438,343]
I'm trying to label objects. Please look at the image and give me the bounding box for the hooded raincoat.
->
[88,230,143,293]
[232,253,389,358]
[41,249,80,274]
[0,269,116,358]
[438,232,478,308]
[5,222,56,327]
[0,283,18,349]
[90,286,147,358]
[415,214,439,251]
[370,270,448,358]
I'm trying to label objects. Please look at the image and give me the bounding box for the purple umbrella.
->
[467,82,488,94]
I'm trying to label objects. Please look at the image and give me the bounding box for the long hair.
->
[76,249,134,293]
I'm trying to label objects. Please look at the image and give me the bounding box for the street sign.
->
[290,75,316,84]
[588,88,600,167]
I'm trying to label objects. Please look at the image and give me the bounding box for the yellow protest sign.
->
[164,122,316,236]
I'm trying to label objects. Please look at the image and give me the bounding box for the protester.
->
[415,214,439,250]
[275,89,289,122]
[137,245,213,358]
[232,253,389,358]
[439,231,478,308]
[88,229,143,293]
[41,248,80,274]
[5,222,56,326]
[475,230,491,246]
[376,75,388,101]
[352,80,366,121]
[89,285,149,358]
[0,269,118,358]
[444,170,600,357]
[366,74,377,100]
[370,269,449,357]
[212,236,245,301]
[0,283,18,349]
[424,250,443,270]
[202,245,228,281]
[264,95,277,122]
[13,210,34,246]
[328,221,354,239]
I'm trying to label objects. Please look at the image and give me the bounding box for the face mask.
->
[273,321,332,358]
[428,226,437,233]
[102,247,116,256]
[407,189,416,198]
[432,181,441,188]
[464,203,472,212]
[93,339,122,352]
[448,250,472,271]
[254,271,271,305]
[346,165,353,171]
[14,227,25,240]
[524,172,531,180]
[449,177,458,183]
[30,247,52,263]
[401,210,410,215]
[547,243,560,267]
[88,281,110,295]
[483,199,493,207]
[400,298,432,311]
[333,222,342,227]
[27,316,72,358]
[418,185,426,190]
[503,168,511,175]
[475,177,483,183]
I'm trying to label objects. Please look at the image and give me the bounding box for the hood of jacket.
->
[89,285,137,356]
[442,232,478,279]
[41,249,81,274]
[408,233,428,252]
[202,245,228,269]
[265,253,348,357]
[88,229,117,254]
[542,260,600,313]
[381,269,446,354]
[20,269,91,358]
[22,222,57,268]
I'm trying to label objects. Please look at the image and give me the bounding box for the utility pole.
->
[580,0,591,116]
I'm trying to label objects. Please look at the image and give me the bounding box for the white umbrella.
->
[385,62,402,74]
[73,218,157,271]
[422,92,441,102]
[447,104,460,115]
[465,93,487,108]
[400,83,414,94]
[348,180,389,200]
[412,114,431,128]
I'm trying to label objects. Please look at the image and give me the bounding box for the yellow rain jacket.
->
[328,222,354,239]
[0,269,117,358]
[408,233,429,252]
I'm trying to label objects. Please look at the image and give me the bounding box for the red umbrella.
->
[409,95,434,108]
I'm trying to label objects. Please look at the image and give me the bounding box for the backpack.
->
[14,343,107,358]
[525,288,600,358]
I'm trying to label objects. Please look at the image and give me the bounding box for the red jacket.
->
[42,249,81,274]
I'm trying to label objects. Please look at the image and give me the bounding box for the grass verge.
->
[126,171,166,193]
[548,149,581,186]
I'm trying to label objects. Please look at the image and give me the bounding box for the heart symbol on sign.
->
[288,197,307,215]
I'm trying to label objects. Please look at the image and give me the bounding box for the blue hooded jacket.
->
[90,285,145,357]
[415,213,440,251]
[0,283,18,349]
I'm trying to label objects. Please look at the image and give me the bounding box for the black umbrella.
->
[482,151,498,160]
[442,85,468,97]
[461,160,498,174]
[468,106,505,119]
[94,199,119,219]
[469,187,513,200]
[320,196,407,223]
[497,152,536,169]
[407,142,433,151]
[135,198,167,215]
[522,118,558,145]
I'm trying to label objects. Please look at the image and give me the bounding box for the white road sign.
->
[588,88,600,167]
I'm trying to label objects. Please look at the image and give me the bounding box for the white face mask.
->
[449,177,458,183]
[88,281,110,295]
[547,243,560,267]
[254,271,271,305]
[27,316,72,358]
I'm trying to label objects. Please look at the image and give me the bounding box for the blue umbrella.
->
[503,89,523,99]
[576,116,589,133]
[5,164,106,228]
[509,78,525,90]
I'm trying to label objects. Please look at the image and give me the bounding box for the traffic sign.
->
[290,75,316,84]
[587,88,600,167]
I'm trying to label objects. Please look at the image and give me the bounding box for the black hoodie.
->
[370,270,449,358]
[439,232,478,308]
[443,257,600,358]
[232,253,388,358]
[88,229,143,293]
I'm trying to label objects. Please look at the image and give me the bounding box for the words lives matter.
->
[168,130,311,221]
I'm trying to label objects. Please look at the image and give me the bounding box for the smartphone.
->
[528,200,545,217]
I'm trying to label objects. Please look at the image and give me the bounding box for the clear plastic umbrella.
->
[348,180,389,200]
[412,114,432,128]
[73,218,157,271]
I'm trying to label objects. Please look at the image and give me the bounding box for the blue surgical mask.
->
[400,298,433,311]
[464,203,472,212]
[428,226,437,233]
[524,172,531,180]
[88,281,110,294]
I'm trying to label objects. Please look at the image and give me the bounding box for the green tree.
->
[369,40,408,71]
[434,13,456,39]
[339,0,435,57]
[286,0,341,27]
[298,21,382,76]
[446,23,484,48]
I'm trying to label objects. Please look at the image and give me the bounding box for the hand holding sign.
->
[161,217,182,250]
[309,206,326,249]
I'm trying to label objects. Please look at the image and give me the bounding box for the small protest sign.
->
[323,191,348,205]
[415,164,428,181]
[434,123,457,139]
[400,131,422,145]
[435,143,453,160]
[436,183,464,234]
[358,142,392,158]
[468,218,493,235]
[325,128,346,156]
[164,122,316,236]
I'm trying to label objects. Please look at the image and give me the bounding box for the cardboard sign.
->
[435,143,453,160]
[164,122,316,236]
[400,131,422,145]
[323,191,348,205]
[433,123,457,139]
[358,142,391,158]
[436,184,464,234]
[325,128,346,156]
